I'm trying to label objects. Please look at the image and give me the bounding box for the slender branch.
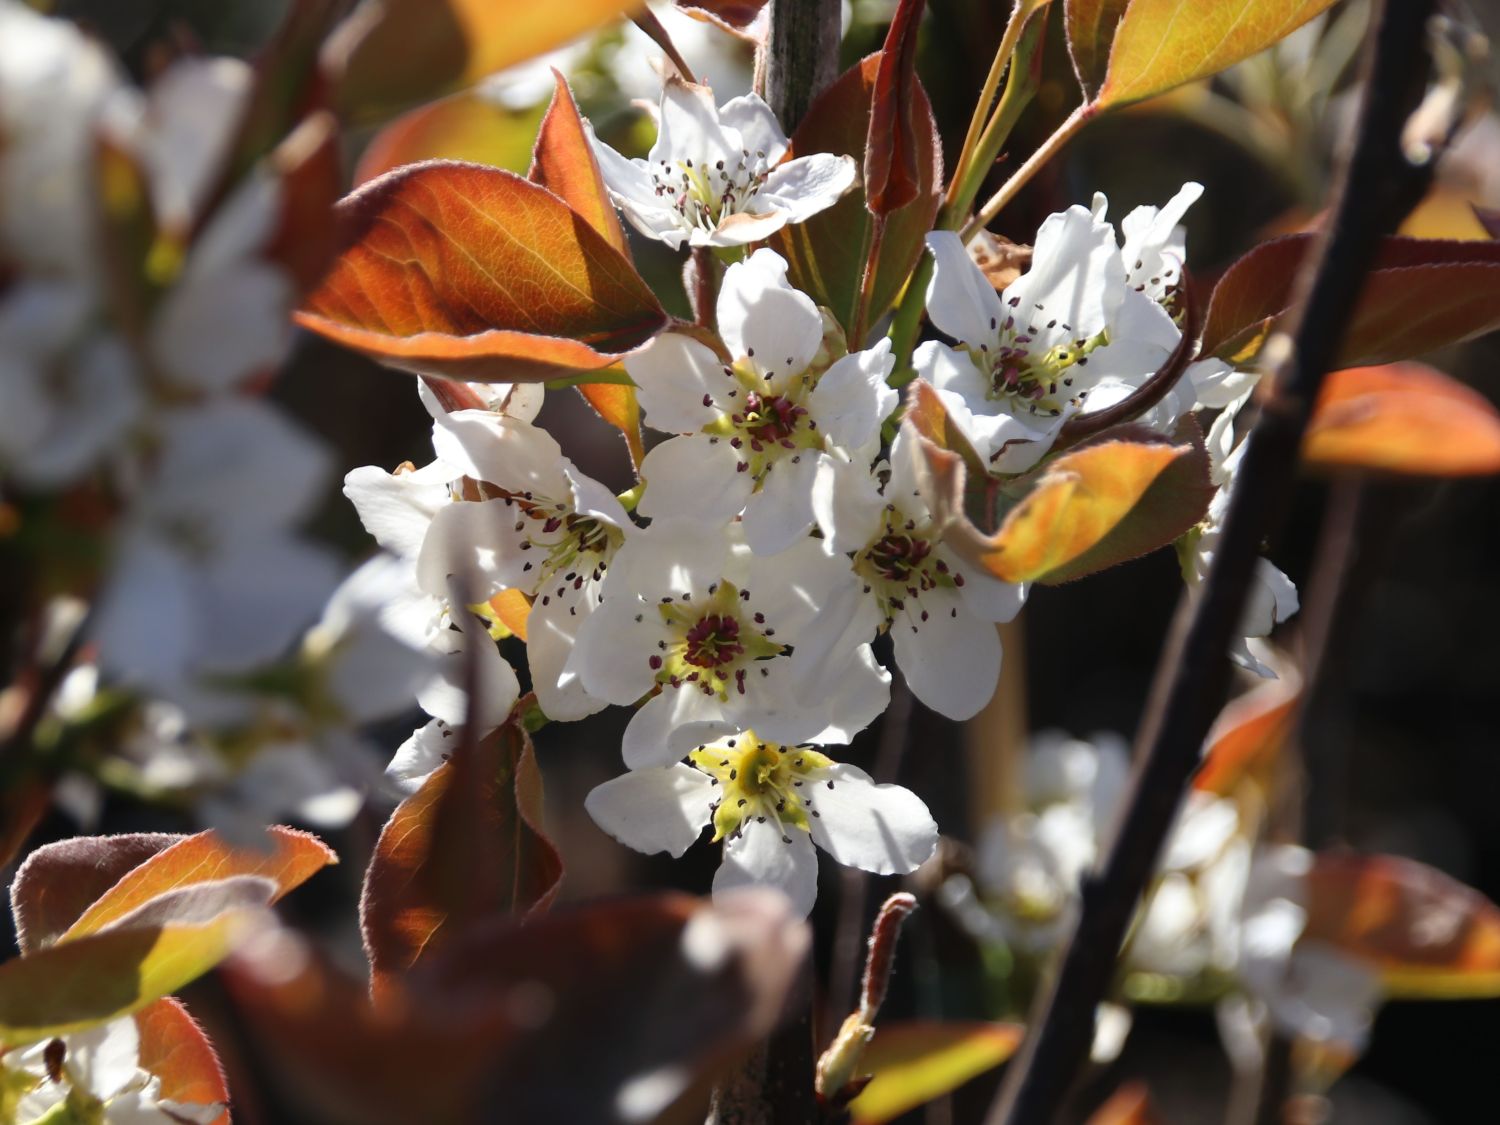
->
[764,0,841,131]
[631,8,698,84]
[962,104,1093,241]
[688,247,720,331]
[984,3,1439,1121]
[946,0,1034,213]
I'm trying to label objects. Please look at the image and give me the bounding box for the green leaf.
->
[1094,0,1338,110]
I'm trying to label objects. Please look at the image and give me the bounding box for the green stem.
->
[946,1,1036,213]
[963,103,1094,241]
[850,214,887,348]
[885,252,933,388]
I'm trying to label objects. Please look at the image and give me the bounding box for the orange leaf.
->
[1095,0,1338,110]
[329,0,640,123]
[1065,0,1131,101]
[1193,676,1301,796]
[864,0,925,215]
[355,90,546,185]
[360,717,563,993]
[60,827,335,943]
[577,377,646,469]
[135,999,230,1125]
[849,1020,1024,1125]
[489,587,533,642]
[1303,362,1500,477]
[1086,1082,1162,1125]
[1305,853,1500,998]
[529,72,630,257]
[298,162,668,382]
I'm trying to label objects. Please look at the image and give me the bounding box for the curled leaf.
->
[529,72,631,257]
[865,0,926,216]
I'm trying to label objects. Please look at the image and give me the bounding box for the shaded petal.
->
[388,718,454,793]
[418,626,520,732]
[527,590,609,722]
[714,821,819,918]
[622,686,737,769]
[416,498,519,599]
[740,454,818,555]
[193,535,342,673]
[717,94,788,162]
[805,763,937,875]
[812,454,884,555]
[342,462,450,560]
[1003,204,1124,342]
[586,765,715,857]
[430,412,569,497]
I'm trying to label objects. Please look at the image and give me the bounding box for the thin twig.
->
[962,104,1093,241]
[631,8,698,85]
[946,1,1034,213]
[984,3,1439,1120]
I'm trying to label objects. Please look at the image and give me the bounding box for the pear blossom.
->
[586,731,936,916]
[590,78,855,249]
[809,432,1026,720]
[574,520,888,768]
[627,249,898,554]
[90,398,341,702]
[915,184,1237,473]
[5,1017,221,1124]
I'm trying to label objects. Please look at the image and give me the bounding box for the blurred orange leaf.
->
[578,378,646,468]
[849,1020,1024,1125]
[1305,853,1500,999]
[361,717,563,994]
[298,162,668,383]
[1194,676,1301,796]
[1399,186,1494,241]
[135,999,230,1125]
[1086,1082,1161,1124]
[1095,0,1337,110]
[489,587,532,642]
[355,91,546,185]
[1303,362,1500,477]
[60,827,335,943]
[329,0,639,122]
[1203,236,1500,367]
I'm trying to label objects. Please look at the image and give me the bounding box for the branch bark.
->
[764,0,841,131]
[985,2,1440,1120]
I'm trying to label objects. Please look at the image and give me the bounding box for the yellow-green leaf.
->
[849,1020,1024,1125]
[1095,0,1337,110]
[355,91,548,185]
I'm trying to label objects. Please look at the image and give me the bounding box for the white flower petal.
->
[756,153,857,223]
[717,249,822,373]
[811,454,885,555]
[714,820,820,918]
[654,78,734,167]
[526,591,609,722]
[193,535,341,673]
[431,412,569,496]
[805,762,936,875]
[892,587,1001,720]
[808,340,898,450]
[622,686,738,769]
[717,94,788,163]
[639,434,753,524]
[586,765,716,858]
[343,463,450,560]
[924,231,1005,347]
[418,626,520,732]
[626,332,726,433]
[1003,204,1124,343]
[740,454,819,555]
[415,498,518,599]
[388,718,454,792]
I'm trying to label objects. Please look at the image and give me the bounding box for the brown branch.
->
[984,2,1440,1121]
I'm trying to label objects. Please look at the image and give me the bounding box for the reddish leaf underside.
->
[360,717,564,994]
[1201,235,1500,367]
[1193,677,1300,797]
[297,161,668,382]
[11,835,183,954]
[1303,362,1500,477]
[770,54,942,337]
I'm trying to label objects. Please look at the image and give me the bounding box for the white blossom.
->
[915,184,1236,473]
[586,731,936,916]
[590,78,855,249]
[809,432,1026,719]
[574,520,888,768]
[627,249,897,554]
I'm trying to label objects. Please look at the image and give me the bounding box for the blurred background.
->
[9,0,1500,1120]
